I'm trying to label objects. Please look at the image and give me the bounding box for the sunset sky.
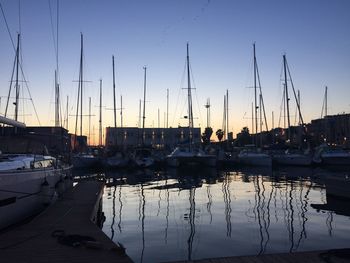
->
[1,0,349,143]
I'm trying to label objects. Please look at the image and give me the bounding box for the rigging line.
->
[0,2,16,53]
[278,83,285,128]
[18,0,21,35]
[24,80,41,125]
[286,60,305,126]
[189,62,204,127]
[171,60,186,127]
[48,0,58,71]
[255,61,269,131]
[4,54,17,118]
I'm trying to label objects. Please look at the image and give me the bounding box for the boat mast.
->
[79,33,83,137]
[88,97,91,145]
[226,89,229,140]
[205,98,210,128]
[325,86,328,117]
[120,95,123,128]
[142,66,147,145]
[283,54,291,142]
[66,95,69,130]
[14,34,20,121]
[186,43,194,148]
[112,55,117,128]
[54,70,60,126]
[253,43,258,146]
[166,88,169,128]
[99,79,102,146]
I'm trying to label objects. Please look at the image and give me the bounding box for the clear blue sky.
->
[1,0,349,142]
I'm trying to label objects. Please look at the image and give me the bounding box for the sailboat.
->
[131,67,155,168]
[238,44,272,167]
[0,34,72,230]
[166,43,216,168]
[272,55,312,166]
[104,56,130,169]
[71,34,99,169]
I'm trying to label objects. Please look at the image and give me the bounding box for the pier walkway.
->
[0,180,132,263]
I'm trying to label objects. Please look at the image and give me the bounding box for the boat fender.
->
[41,179,52,205]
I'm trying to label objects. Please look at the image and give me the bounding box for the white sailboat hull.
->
[166,147,217,167]
[0,163,72,230]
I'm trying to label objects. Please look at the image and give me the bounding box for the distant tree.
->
[216,129,224,142]
[236,126,251,146]
[202,127,213,144]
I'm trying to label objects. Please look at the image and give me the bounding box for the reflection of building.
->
[105,127,201,149]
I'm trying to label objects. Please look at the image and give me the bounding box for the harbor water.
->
[80,166,350,263]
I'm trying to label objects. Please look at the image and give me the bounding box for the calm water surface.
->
[98,166,350,263]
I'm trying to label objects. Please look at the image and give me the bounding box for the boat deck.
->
[0,180,132,263]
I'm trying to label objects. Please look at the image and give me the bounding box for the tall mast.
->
[259,94,263,146]
[14,34,20,122]
[88,97,91,145]
[66,95,69,130]
[186,43,194,150]
[55,70,60,126]
[79,33,83,136]
[166,88,169,128]
[325,86,328,117]
[253,43,258,144]
[283,54,291,142]
[99,79,102,146]
[54,0,60,127]
[112,55,117,128]
[138,99,141,128]
[142,67,147,145]
[205,98,210,128]
[223,94,226,139]
[120,95,123,128]
[226,89,229,140]
[186,43,193,130]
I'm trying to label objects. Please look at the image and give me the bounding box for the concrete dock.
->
[0,180,133,263]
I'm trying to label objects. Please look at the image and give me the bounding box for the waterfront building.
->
[105,126,201,150]
[307,113,350,147]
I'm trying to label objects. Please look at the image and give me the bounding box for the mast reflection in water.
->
[100,166,350,263]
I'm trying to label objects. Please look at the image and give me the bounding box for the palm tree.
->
[216,129,224,142]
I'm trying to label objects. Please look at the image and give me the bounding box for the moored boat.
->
[272,149,313,166]
[0,151,72,230]
[238,147,272,166]
[166,146,216,167]
[313,144,350,166]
